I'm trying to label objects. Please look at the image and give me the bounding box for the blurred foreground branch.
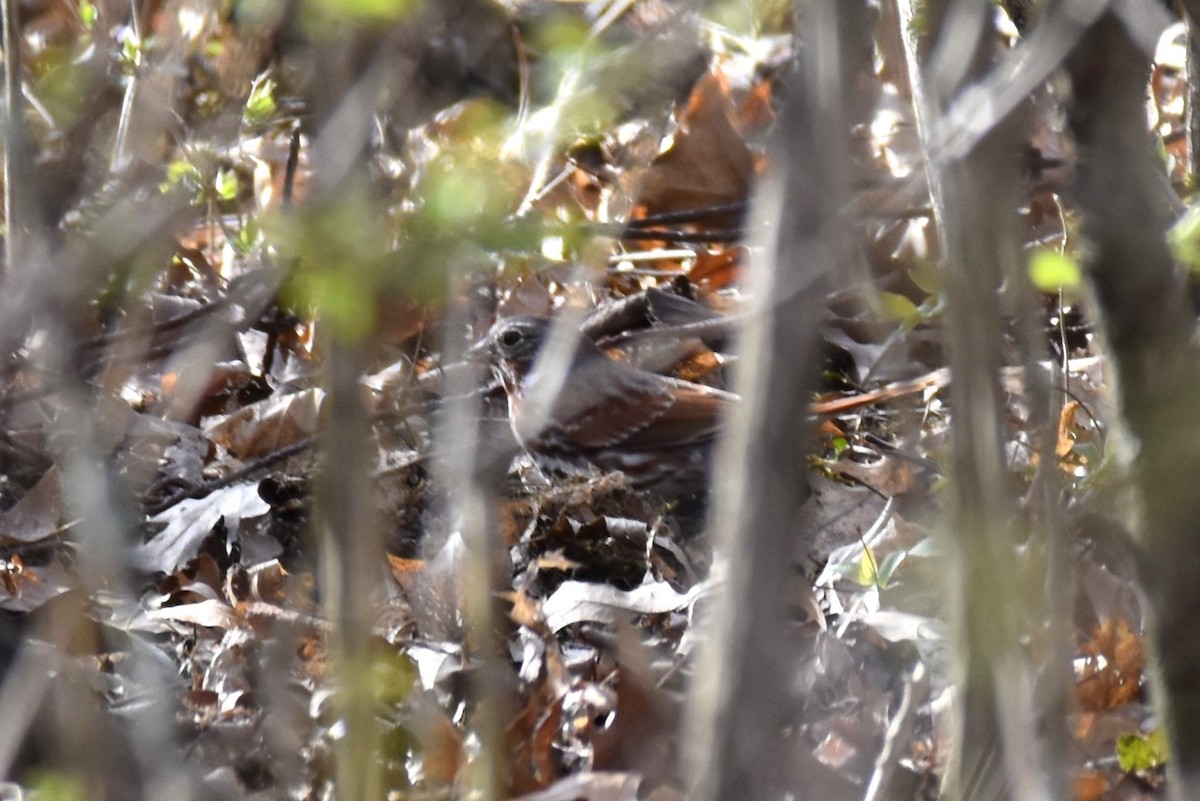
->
[1064,11,1200,799]
[684,2,868,799]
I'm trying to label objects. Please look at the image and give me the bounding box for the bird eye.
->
[499,329,523,348]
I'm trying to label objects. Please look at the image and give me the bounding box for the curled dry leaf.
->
[541,575,716,633]
[512,771,643,801]
[206,388,323,460]
[149,598,241,629]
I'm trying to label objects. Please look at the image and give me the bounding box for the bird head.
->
[487,316,549,374]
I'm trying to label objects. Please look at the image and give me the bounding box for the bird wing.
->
[628,377,734,449]
[556,363,734,450]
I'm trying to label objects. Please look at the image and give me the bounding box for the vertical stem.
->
[1186,8,1200,181]
[685,2,864,799]
[1,0,23,280]
[434,305,509,801]
[1063,11,1200,798]
[319,341,385,801]
[896,1,1061,799]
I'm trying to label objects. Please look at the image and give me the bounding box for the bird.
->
[481,315,737,502]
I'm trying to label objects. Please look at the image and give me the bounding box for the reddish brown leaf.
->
[1077,617,1145,712]
[207,388,321,460]
[635,70,756,217]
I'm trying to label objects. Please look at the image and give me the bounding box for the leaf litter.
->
[0,2,1175,800]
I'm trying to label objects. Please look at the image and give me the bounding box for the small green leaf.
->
[878,291,922,328]
[908,536,939,557]
[303,0,418,25]
[215,168,239,201]
[118,30,147,70]
[833,547,880,587]
[876,550,907,588]
[1028,248,1082,292]
[232,217,261,253]
[79,1,97,28]
[161,159,203,194]
[244,74,277,127]
[1116,728,1168,773]
[1169,204,1200,271]
[165,160,199,184]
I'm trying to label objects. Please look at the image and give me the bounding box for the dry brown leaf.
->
[504,586,545,630]
[387,553,427,582]
[0,555,39,598]
[736,78,775,132]
[688,246,744,289]
[673,347,723,384]
[535,550,583,573]
[530,701,563,787]
[1077,617,1145,712]
[1057,400,1082,458]
[635,70,755,217]
[1073,770,1109,801]
[404,696,464,784]
[0,556,72,613]
[507,692,567,794]
[206,388,322,460]
[1056,400,1097,473]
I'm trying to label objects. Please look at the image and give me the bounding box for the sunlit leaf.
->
[1116,728,1168,773]
[118,28,148,70]
[833,546,880,587]
[161,159,204,196]
[232,217,261,253]
[1028,248,1082,292]
[908,260,942,295]
[877,290,922,327]
[302,0,419,29]
[215,168,239,201]
[244,74,277,127]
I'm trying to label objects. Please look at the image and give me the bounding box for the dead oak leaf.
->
[635,70,756,218]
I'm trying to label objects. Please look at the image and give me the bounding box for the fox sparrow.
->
[483,315,736,500]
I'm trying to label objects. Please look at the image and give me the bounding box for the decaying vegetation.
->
[0,1,1197,800]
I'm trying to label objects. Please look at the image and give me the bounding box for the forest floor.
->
[0,2,1181,800]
